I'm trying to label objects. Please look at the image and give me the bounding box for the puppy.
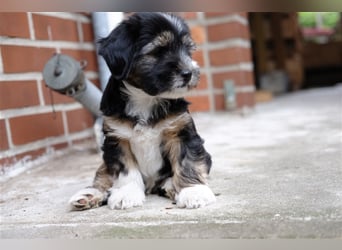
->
[69,12,216,210]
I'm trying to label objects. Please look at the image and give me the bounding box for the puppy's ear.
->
[98,21,138,80]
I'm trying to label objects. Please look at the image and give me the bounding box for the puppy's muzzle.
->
[183,67,200,89]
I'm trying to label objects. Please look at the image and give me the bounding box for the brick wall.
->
[180,12,255,112]
[0,12,99,171]
[0,12,255,173]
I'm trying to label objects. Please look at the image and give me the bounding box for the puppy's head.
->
[99,12,200,99]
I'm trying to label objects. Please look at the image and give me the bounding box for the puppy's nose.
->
[181,70,192,83]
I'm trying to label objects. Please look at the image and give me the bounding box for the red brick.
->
[32,14,79,41]
[209,47,252,66]
[214,94,225,111]
[61,49,98,72]
[197,74,208,90]
[82,22,94,42]
[66,108,94,133]
[191,25,205,45]
[41,83,75,105]
[236,92,255,108]
[181,12,197,20]
[10,112,65,145]
[0,119,9,151]
[208,22,250,42]
[0,156,12,168]
[186,95,210,112]
[0,148,45,168]
[1,45,56,73]
[0,142,68,168]
[0,13,30,38]
[212,71,254,89]
[193,50,205,67]
[91,78,101,89]
[238,12,248,19]
[0,81,40,110]
[205,12,233,18]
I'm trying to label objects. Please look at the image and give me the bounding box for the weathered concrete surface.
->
[1,85,342,238]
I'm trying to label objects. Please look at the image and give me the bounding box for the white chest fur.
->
[129,123,163,179]
[104,113,191,183]
[104,118,164,180]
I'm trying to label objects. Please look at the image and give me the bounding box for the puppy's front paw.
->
[108,183,145,210]
[69,187,104,211]
[176,185,216,209]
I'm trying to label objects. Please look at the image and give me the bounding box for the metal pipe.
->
[91,13,123,151]
[42,53,102,117]
[43,53,103,151]
[42,13,124,151]
[91,12,123,91]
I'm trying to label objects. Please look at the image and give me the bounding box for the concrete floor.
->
[1,85,342,238]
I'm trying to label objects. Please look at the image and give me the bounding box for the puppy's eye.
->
[167,61,179,71]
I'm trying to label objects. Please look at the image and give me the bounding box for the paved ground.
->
[1,85,342,238]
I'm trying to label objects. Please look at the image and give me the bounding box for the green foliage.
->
[298,12,341,29]
[298,12,316,28]
[323,12,340,28]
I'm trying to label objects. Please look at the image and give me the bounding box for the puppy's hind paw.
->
[176,185,216,209]
[69,187,105,211]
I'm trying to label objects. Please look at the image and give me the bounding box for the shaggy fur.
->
[69,12,216,210]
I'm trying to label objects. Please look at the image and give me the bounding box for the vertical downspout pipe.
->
[91,12,123,150]
[91,12,124,91]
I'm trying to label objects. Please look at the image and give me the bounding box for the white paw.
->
[108,183,145,210]
[69,187,104,211]
[176,185,216,209]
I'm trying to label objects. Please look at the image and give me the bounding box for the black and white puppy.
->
[69,12,216,210]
